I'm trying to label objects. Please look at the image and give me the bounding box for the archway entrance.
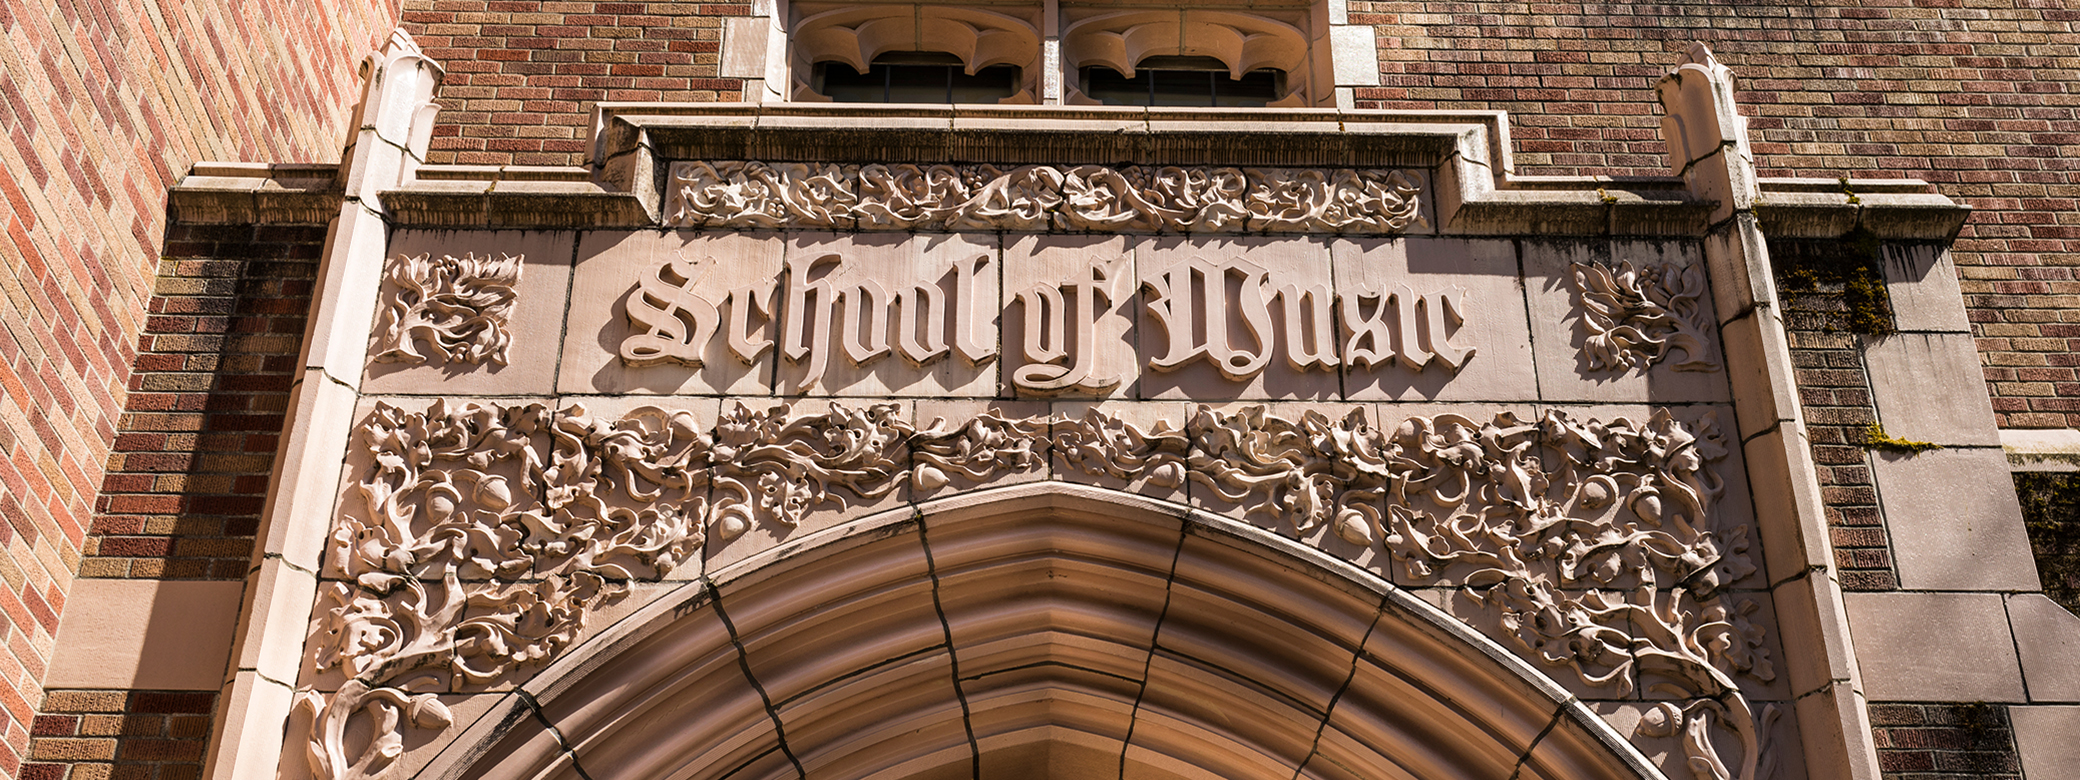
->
[417,482,1659,780]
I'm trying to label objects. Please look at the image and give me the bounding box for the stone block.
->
[1844,592,2024,703]
[772,233,1001,397]
[1333,237,1533,402]
[2007,594,2080,703]
[1879,244,1970,334]
[1137,236,1340,401]
[2011,705,2080,780]
[562,230,785,396]
[1871,446,2039,591]
[1002,235,1137,399]
[1522,239,1730,404]
[1329,25,1380,87]
[46,579,244,691]
[362,230,577,397]
[720,16,770,79]
[1864,332,2001,447]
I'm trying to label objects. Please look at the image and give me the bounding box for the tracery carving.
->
[372,252,523,367]
[664,161,1424,234]
[1572,259,1719,373]
[305,400,1768,780]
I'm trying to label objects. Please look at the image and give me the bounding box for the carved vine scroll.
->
[304,400,1770,780]
[372,252,524,367]
[1572,259,1720,373]
[663,161,1425,234]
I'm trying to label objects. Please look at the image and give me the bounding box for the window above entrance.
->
[756,1,1351,107]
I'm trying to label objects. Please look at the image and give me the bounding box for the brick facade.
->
[405,0,750,166]
[0,0,394,775]
[79,225,324,582]
[1870,702,2025,779]
[1,1,2069,778]
[24,690,215,780]
[1772,236,1903,592]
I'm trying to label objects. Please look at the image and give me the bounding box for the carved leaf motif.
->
[664,162,1426,234]
[1572,259,1720,373]
[373,252,523,367]
[304,400,1768,780]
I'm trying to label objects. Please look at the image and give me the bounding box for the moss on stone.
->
[2015,472,2080,616]
[1862,423,1941,455]
[1771,228,1896,336]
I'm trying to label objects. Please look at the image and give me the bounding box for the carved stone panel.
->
[296,394,1779,780]
[663,161,1428,235]
[362,230,575,396]
[774,233,1002,397]
[1135,236,1342,400]
[559,230,785,396]
[1001,235,1139,399]
[1332,238,1536,402]
[1524,240,1731,403]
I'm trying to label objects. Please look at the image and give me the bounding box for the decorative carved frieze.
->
[372,252,524,367]
[1572,259,1719,373]
[664,161,1424,234]
[304,400,1768,780]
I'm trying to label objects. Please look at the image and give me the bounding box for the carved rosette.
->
[306,400,1770,780]
[664,161,1425,234]
[372,252,524,367]
[1572,259,1720,373]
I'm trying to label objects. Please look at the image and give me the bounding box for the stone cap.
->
[168,105,1969,239]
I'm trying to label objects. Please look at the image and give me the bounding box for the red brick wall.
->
[401,0,2079,426]
[403,0,749,166]
[0,1,396,775]
[1341,0,2080,429]
[79,225,325,582]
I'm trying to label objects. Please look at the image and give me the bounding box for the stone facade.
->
[5,3,2079,780]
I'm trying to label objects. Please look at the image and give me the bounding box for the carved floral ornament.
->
[300,400,1775,780]
[1572,258,1720,373]
[371,252,524,367]
[663,161,1426,234]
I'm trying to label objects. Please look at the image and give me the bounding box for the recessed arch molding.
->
[413,482,1662,780]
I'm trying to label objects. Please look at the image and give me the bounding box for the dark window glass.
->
[815,51,1021,103]
[1081,55,1284,107]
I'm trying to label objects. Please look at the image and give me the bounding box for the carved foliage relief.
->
[372,252,524,367]
[1572,259,1720,373]
[306,400,1772,780]
[664,161,1425,234]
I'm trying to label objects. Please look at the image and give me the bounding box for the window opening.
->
[814,51,1023,103]
[1079,55,1285,107]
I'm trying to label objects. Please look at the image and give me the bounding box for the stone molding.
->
[664,161,1425,234]
[301,399,1776,780]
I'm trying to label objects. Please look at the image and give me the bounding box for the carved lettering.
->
[619,254,719,367]
[1015,258,1123,392]
[1338,284,1477,372]
[616,250,1484,384]
[781,253,840,388]
[1143,256,1275,380]
[724,281,777,364]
